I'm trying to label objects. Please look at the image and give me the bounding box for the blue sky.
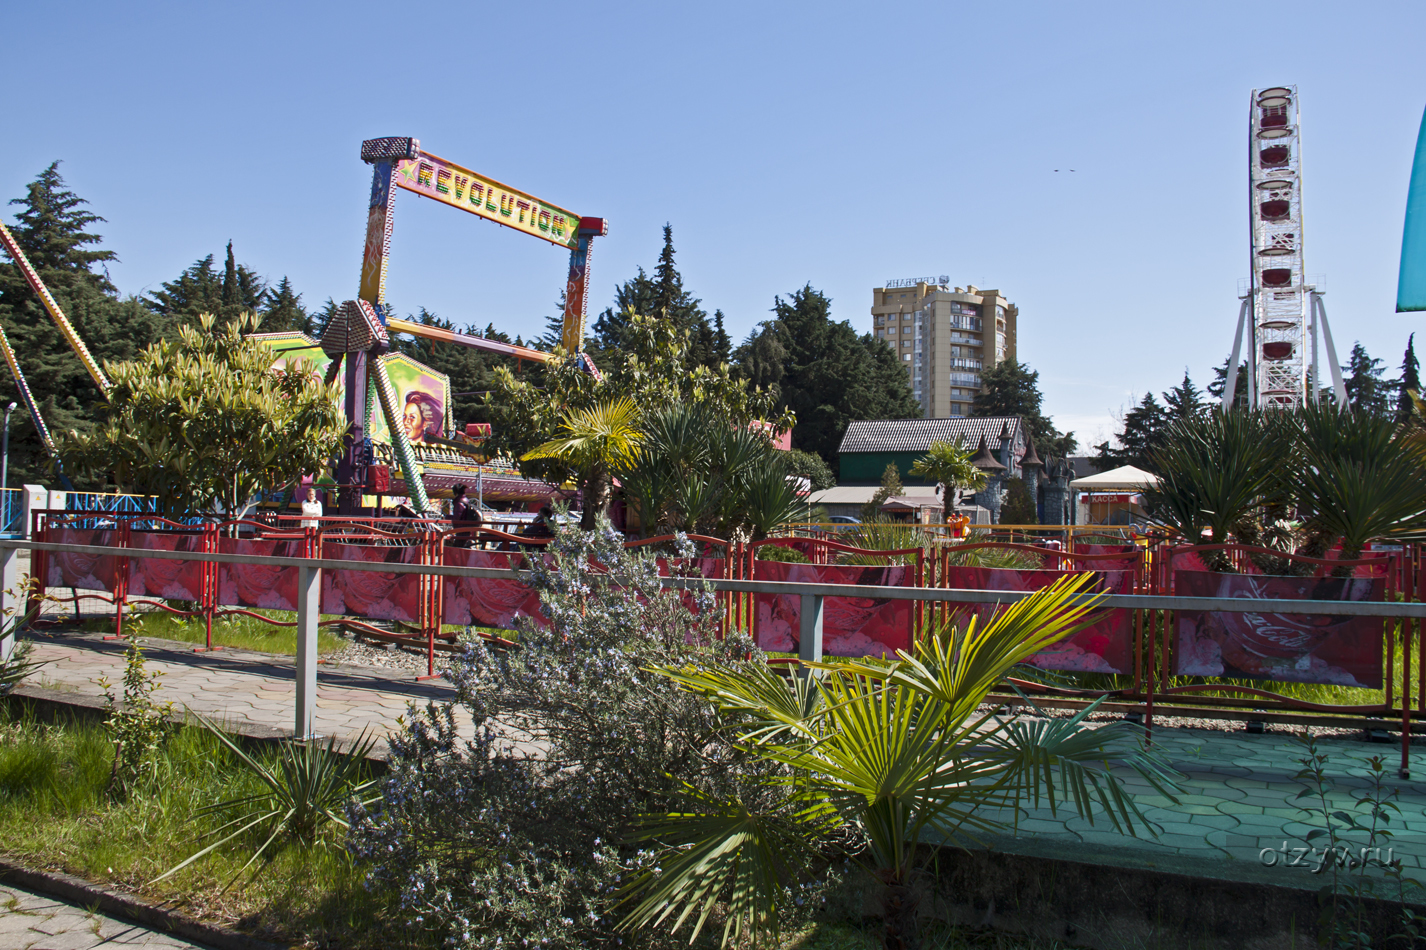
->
[3,1,1424,450]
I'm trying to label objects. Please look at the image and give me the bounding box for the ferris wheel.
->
[1224,86,1347,409]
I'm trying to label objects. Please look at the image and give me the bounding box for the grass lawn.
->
[80,610,349,656]
[0,708,423,949]
[0,708,1064,950]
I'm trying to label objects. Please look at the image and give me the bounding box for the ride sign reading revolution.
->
[393,150,582,250]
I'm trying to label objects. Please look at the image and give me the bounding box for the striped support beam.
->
[370,355,432,513]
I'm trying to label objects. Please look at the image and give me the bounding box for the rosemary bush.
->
[348,518,804,948]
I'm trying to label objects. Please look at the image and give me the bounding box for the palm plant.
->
[908,439,987,508]
[1144,409,1287,570]
[1289,402,1426,565]
[155,719,378,891]
[619,575,1179,949]
[523,397,644,530]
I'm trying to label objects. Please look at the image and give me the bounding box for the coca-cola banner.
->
[45,528,119,591]
[753,561,913,658]
[941,567,1135,675]
[1174,571,1384,688]
[216,538,303,610]
[321,542,423,622]
[441,549,548,630]
[128,531,205,601]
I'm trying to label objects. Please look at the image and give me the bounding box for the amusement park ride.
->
[0,136,606,515]
[1223,86,1349,410]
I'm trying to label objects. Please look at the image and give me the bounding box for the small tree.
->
[64,313,345,518]
[860,463,905,521]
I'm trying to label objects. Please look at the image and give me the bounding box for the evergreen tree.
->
[0,164,166,485]
[1000,477,1037,525]
[1343,342,1395,418]
[311,297,340,338]
[261,276,310,333]
[711,310,732,365]
[221,240,239,312]
[734,285,920,468]
[1207,357,1250,409]
[861,463,905,521]
[1095,392,1169,472]
[147,247,266,323]
[1163,370,1207,423]
[969,358,1072,455]
[1398,333,1421,424]
[590,225,721,370]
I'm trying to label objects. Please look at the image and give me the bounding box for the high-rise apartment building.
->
[870,277,1018,418]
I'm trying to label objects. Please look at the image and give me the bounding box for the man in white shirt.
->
[300,486,323,529]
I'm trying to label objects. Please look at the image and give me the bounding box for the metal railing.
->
[8,532,1425,777]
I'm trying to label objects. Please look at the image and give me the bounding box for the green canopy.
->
[1400,104,1426,312]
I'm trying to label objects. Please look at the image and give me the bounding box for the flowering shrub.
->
[349,517,806,947]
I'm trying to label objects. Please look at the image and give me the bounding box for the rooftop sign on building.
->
[883,275,950,289]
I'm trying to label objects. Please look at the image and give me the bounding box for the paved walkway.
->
[14,623,1426,898]
[23,628,463,756]
[0,883,213,949]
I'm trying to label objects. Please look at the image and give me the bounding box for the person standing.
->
[299,485,323,530]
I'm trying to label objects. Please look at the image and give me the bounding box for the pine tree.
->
[712,310,731,365]
[1208,357,1251,408]
[1163,370,1207,423]
[1343,342,1394,418]
[734,285,920,468]
[861,462,906,521]
[148,247,266,324]
[590,225,720,370]
[0,164,166,485]
[1397,333,1420,424]
[261,276,309,333]
[1096,392,1169,471]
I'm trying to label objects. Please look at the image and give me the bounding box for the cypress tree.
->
[221,240,239,313]
[1397,333,1420,424]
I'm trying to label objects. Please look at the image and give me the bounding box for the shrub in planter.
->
[348,518,822,947]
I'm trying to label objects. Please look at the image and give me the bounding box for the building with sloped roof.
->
[837,417,1027,485]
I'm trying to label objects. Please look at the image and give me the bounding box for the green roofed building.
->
[837,417,1027,485]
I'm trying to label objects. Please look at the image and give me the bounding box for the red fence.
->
[30,513,1426,742]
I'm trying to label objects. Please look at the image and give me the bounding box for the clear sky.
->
[4,1,1424,450]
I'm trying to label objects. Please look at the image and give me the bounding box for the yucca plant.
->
[155,718,378,891]
[619,574,1179,949]
[837,518,926,565]
[1289,401,1426,567]
[1144,409,1288,571]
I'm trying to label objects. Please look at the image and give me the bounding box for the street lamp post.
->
[1,402,15,530]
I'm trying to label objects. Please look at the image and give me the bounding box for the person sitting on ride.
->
[450,484,483,547]
[517,504,555,548]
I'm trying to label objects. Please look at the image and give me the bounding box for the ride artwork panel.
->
[441,549,550,631]
[44,528,120,592]
[128,531,206,601]
[366,353,451,449]
[1173,571,1384,689]
[752,561,913,659]
[940,566,1135,675]
[216,538,304,610]
[321,542,424,622]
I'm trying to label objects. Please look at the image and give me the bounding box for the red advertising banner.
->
[441,549,548,630]
[753,562,913,658]
[128,531,205,601]
[320,542,423,622]
[1173,571,1384,688]
[216,538,303,610]
[941,566,1135,674]
[45,528,119,591]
